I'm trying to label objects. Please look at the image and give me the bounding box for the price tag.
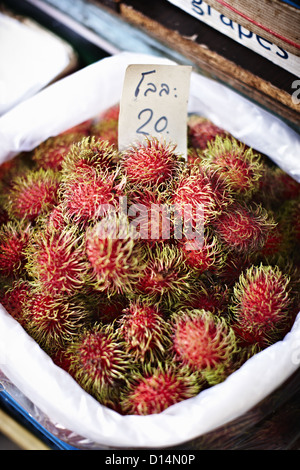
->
[118,64,192,158]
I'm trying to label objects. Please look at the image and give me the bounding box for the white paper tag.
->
[118,64,192,158]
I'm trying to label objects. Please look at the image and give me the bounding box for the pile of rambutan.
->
[0,105,299,417]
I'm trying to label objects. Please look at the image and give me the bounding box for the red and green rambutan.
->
[120,137,182,189]
[201,136,264,198]
[120,363,202,415]
[230,264,294,348]
[6,168,60,222]
[85,212,146,296]
[32,133,85,171]
[213,201,276,255]
[0,220,32,279]
[23,291,92,352]
[60,165,126,228]
[171,166,218,229]
[117,299,171,364]
[187,115,228,150]
[134,242,196,308]
[25,226,88,296]
[171,308,239,385]
[66,322,134,408]
[61,136,121,178]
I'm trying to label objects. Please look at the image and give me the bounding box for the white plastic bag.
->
[0,52,299,449]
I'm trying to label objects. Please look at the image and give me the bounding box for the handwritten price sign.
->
[118,64,192,158]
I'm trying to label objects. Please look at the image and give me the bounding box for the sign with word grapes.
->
[118,64,192,158]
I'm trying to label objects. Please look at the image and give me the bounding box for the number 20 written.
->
[134,69,177,136]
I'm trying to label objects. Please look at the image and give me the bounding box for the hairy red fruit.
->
[121,138,182,188]
[135,243,196,308]
[62,136,120,178]
[213,202,275,255]
[188,115,228,150]
[120,364,202,415]
[61,166,126,227]
[117,299,171,363]
[6,168,60,221]
[202,136,264,198]
[0,221,32,278]
[171,167,217,229]
[25,227,88,296]
[171,309,238,385]
[230,264,293,347]
[24,292,91,352]
[66,323,133,407]
[85,213,146,296]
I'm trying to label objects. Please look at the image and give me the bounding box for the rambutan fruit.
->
[171,166,218,229]
[61,136,120,178]
[120,364,202,415]
[187,115,228,150]
[85,213,146,296]
[66,322,133,407]
[230,264,294,348]
[32,133,85,171]
[25,226,88,296]
[0,279,32,326]
[60,167,125,227]
[213,201,276,255]
[134,243,196,308]
[0,220,32,279]
[201,136,264,198]
[6,168,60,222]
[23,291,92,352]
[171,309,238,385]
[117,299,171,364]
[120,138,182,189]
